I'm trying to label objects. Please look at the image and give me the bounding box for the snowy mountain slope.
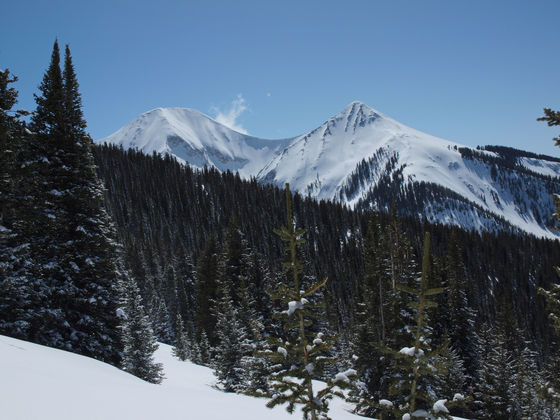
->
[0,335,358,420]
[98,102,560,238]
[100,107,292,177]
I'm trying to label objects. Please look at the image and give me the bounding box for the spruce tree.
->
[194,236,219,346]
[538,107,560,146]
[0,69,38,339]
[445,231,478,381]
[2,41,130,365]
[119,272,164,383]
[265,184,354,420]
[31,40,64,137]
[213,283,248,393]
[172,313,189,361]
[475,323,513,420]
[348,212,388,416]
[378,232,452,420]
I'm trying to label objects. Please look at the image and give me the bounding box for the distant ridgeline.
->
[336,144,560,238]
[99,102,560,239]
[93,144,560,356]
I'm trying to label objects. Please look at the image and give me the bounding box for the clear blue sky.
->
[2,0,559,155]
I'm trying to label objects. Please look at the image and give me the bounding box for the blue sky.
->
[2,0,559,155]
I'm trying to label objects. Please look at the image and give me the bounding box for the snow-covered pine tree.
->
[172,313,189,361]
[0,69,41,340]
[537,106,560,412]
[1,42,125,364]
[378,232,453,420]
[149,295,174,344]
[119,272,164,384]
[348,212,388,416]
[445,231,479,381]
[265,184,354,420]
[212,282,248,393]
[510,345,545,419]
[475,323,513,420]
[238,272,272,397]
[194,236,219,347]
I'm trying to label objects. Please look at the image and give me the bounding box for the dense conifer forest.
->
[2,41,560,418]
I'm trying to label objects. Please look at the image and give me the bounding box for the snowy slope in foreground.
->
[0,335,358,420]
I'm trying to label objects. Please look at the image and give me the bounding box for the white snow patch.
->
[433,399,449,414]
[334,368,356,384]
[379,399,393,408]
[0,335,359,420]
[399,346,424,358]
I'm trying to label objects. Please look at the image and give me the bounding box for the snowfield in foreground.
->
[0,335,358,420]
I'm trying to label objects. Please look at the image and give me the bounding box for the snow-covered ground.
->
[0,335,358,420]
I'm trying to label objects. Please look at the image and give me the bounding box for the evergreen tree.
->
[194,237,219,346]
[510,346,543,419]
[538,107,560,146]
[379,232,452,420]
[119,273,164,383]
[213,280,248,393]
[172,313,189,361]
[475,323,514,420]
[31,40,64,137]
[349,212,388,416]
[1,42,125,364]
[445,231,479,381]
[238,266,272,397]
[265,184,354,420]
[0,69,38,339]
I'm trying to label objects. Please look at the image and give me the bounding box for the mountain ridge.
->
[97,102,560,238]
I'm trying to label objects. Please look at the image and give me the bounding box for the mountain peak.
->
[327,101,384,133]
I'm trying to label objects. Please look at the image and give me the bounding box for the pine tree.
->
[1,43,125,364]
[378,232,452,420]
[348,212,389,416]
[538,108,560,146]
[0,69,38,339]
[194,236,219,346]
[445,231,479,381]
[119,273,164,383]
[265,184,354,420]
[237,265,272,397]
[213,280,248,393]
[475,323,514,420]
[172,313,189,361]
[31,40,64,137]
[510,345,543,419]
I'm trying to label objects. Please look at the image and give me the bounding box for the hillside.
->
[0,335,358,420]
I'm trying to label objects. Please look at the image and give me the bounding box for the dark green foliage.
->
[194,237,219,346]
[31,40,64,137]
[265,184,353,420]
[378,232,452,419]
[92,144,560,358]
[119,273,164,383]
[0,69,38,339]
[443,231,479,381]
[538,108,560,146]
[213,284,248,393]
[172,313,189,361]
[475,323,514,420]
[0,43,131,367]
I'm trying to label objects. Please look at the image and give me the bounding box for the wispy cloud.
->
[211,94,249,134]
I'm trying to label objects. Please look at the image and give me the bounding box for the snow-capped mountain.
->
[101,107,292,178]
[98,102,560,238]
